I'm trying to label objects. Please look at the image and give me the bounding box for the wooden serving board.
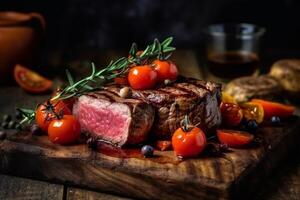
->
[0,117,300,200]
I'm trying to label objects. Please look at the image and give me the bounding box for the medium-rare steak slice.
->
[105,78,222,140]
[73,91,154,146]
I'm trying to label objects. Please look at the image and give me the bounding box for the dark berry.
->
[0,131,6,140]
[141,145,154,157]
[15,109,23,119]
[246,120,258,132]
[30,124,42,135]
[8,121,16,129]
[2,114,12,123]
[87,138,98,150]
[271,116,281,125]
[1,122,8,129]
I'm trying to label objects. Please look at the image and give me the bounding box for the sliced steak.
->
[73,91,154,146]
[105,78,222,140]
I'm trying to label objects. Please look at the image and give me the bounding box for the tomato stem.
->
[181,115,192,132]
[42,101,64,122]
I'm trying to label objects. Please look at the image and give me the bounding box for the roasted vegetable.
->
[269,59,300,99]
[224,75,282,103]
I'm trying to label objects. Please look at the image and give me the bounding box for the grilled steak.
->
[105,78,222,140]
[73,90,154,146]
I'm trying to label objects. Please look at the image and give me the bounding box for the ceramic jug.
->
[0,12,45,84]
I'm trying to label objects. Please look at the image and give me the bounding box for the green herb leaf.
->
[161,37,173,48]
[129,43,137,57]
[66,69,74,86]
[51,37,176,101]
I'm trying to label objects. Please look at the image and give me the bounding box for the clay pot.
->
[0,12,45,84]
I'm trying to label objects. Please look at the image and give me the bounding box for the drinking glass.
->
[204,23,265,79]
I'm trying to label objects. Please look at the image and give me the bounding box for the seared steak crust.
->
[105,78,222,139]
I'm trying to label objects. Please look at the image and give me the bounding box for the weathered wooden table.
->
[1,50,300,200]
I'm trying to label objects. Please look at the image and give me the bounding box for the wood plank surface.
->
[67,187,132,200]
[0,117,299,200]
[0,51,299,200]
[0,174,64,200]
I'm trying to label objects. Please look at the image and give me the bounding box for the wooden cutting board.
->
[0,116,300,200]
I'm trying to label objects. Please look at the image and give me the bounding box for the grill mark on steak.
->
[87,91,115,102]
[96,78,222,140]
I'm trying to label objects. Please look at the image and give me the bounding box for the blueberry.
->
[0,131,6,140]
[271,116,281,124]
[2,114,12,123]
[141,145,154,157]
[30,124,42,135]
[15,109,23,120]
[246,120,258,132]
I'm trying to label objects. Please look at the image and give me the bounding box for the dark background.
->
[1,0,300,52]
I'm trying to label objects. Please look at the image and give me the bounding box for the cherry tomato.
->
[172,127,206,158]
[35,100,72,132]
[48,115,81,145]
[217,129,254,148]
[153,60,178,82]
[52,89,75,111]
[251,99,295,119]
[14,64,52,93]
[239,102,264,123]
[128,65,158,90]
[222,92,237,104]
[220,102,243,127]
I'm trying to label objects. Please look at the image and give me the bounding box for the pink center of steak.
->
[73,96,131,145]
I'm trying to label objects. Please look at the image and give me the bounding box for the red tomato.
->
[153,60,178,82]
[14,64,52,93]
[52,89,75,111]
[172,127,206,158]
[220,102,243,127]
[251,99,295,119]
[217,130,254,148]
[48,115,81,145]
[128,65,158,90]
[35,100,72,132]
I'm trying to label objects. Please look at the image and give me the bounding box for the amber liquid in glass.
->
[207,51,259,79]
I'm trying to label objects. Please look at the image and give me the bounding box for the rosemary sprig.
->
[52,37,176,101]
[18,37,176,125]
[16,108,36,124]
